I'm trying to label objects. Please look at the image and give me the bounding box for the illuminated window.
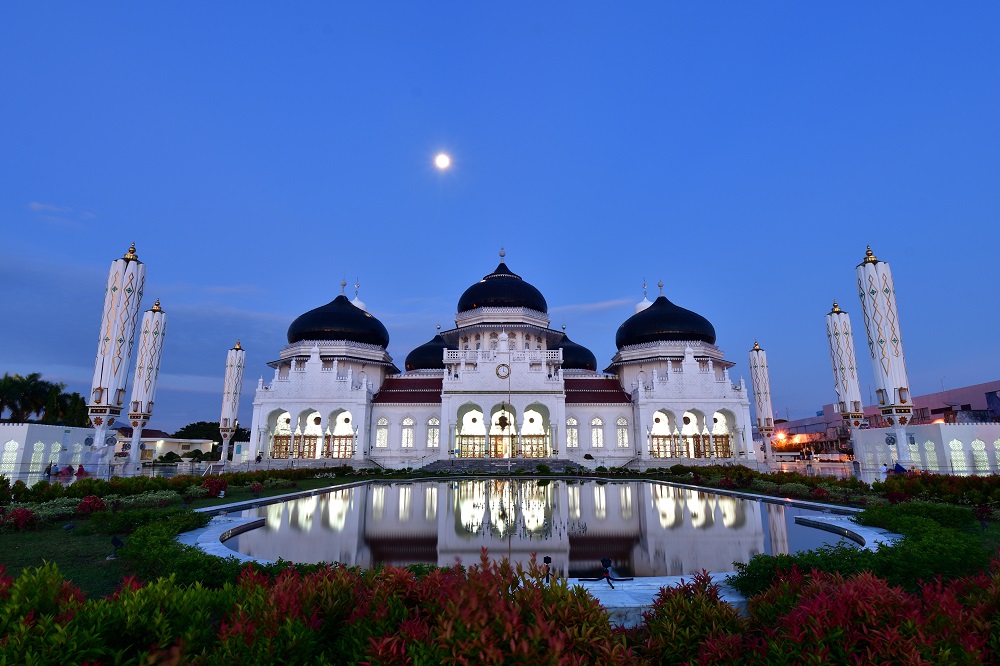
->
[616,417,629,448]
[427,417,440,448]
[376,417,389,448]
[566,417,578,448]
[402,417,415,448]
[591,417,604,448]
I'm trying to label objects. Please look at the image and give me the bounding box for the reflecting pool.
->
[224,479,851,578]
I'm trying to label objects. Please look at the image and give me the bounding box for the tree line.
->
[0,373,89,426]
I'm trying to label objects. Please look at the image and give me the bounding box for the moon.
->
[434,152,452,170]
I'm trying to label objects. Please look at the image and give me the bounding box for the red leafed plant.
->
[0,507,38,531]
[201,477,228,498]
[75,495,107,515]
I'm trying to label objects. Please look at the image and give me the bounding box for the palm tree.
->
[2,373,64,423]
[0,373,15,420]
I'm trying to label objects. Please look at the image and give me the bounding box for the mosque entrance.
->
[323,435,354,458]
[459,436,487,458]
[271,435,291,459]
[520,435,546,458]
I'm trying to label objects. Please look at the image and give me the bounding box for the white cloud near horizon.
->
[550,297,634,314]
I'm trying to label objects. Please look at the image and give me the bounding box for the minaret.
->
[126,299,167,474]
[748,340,774,462]
[220,340,246,468]
[87,243,146,463]
[856,246,912,463]
[825,300,864,426]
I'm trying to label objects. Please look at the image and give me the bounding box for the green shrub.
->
[749,478,779,493]
[776,482,811,498]
[535,464,551,475]
[856,501,978,532]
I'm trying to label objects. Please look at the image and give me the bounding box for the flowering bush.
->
[75,495,108,515]
[0,507,38,531]
[249,482,263,494]
[200,477,228,498]
[808,486,831,501]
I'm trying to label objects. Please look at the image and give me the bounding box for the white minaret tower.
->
[126,299,167,475]
[825,299,865,427]
[87,243,146,465]
[856,246,912,464]
[220,340,246,468]
[748,340,775,462]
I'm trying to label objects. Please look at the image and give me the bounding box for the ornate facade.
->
[247,253,758,469]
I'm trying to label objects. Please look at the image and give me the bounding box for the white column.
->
[748,341,775,463]
[220,341,246,469]
[825,300,865,426]
[856,246,912,463]
[126,300,167,475]
[87,243,146,467]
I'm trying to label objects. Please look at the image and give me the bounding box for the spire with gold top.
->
[220,339,247,468]
[855,245,912,463]
[747,339,774,461]
[825,298,864,426]
[126,298,168,474]
[87,243,146,466]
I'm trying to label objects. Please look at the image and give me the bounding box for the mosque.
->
[246,251,759,469]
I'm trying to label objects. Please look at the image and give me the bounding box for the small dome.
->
[287,294,390,347]
[615,295,716,349]
[553,335,597,371]
[457,260,548,313]
[635,296,653,313]
[405,334,454,371]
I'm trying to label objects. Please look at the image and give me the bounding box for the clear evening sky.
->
[2,3,998,432]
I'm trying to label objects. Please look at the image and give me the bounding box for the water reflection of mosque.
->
[233,480,790,578]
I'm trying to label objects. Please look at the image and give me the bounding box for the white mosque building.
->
[246,252,758,469]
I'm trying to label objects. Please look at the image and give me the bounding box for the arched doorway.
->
[489,404,518,458]
[324,409,355,458]
[457,403,487,458]
[268,410,293,459]
[712,410,736,458]
[650,409,681,458]
[521,403,550,458]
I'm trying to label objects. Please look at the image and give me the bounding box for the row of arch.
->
[866,438,1000,475]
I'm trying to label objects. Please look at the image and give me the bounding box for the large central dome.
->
[457,256,548,314]
[287,294,390,347]
[615,294,716,348]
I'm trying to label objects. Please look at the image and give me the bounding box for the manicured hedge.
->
[3,557,1000,664]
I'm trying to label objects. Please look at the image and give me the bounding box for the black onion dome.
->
[405,334,454,371]
[615,295,716,349]
[457,262,548,313]
[553,335,597,371]
[287,294,390,347]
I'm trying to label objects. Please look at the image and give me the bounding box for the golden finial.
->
[830,299,842,314]
[151,298,163,313]
[751,340,762,352]
[233,339,242,350]
[124,242,138,261]
[499,246,506,260]
[862,245,878,264]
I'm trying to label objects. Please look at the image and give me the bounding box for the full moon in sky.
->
[434,152,452,170]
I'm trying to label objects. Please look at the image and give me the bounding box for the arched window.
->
[616,417,629,448]
[376,417,389,448]
[427,417,440,448]
[591,417,604,448]
[402,417,415,448]
[566,417,579,448]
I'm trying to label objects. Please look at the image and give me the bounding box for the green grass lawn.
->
[0,476,363,597]
[0,523,131,597]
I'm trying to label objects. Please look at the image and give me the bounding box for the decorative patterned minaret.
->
[220,340,246,467]
[825,300,865,426]
[748,340,774,461]
[126,299,167,474]
[88,243,146,462]
[856,246,912,463]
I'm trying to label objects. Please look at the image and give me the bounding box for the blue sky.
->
[2,3,998,432]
